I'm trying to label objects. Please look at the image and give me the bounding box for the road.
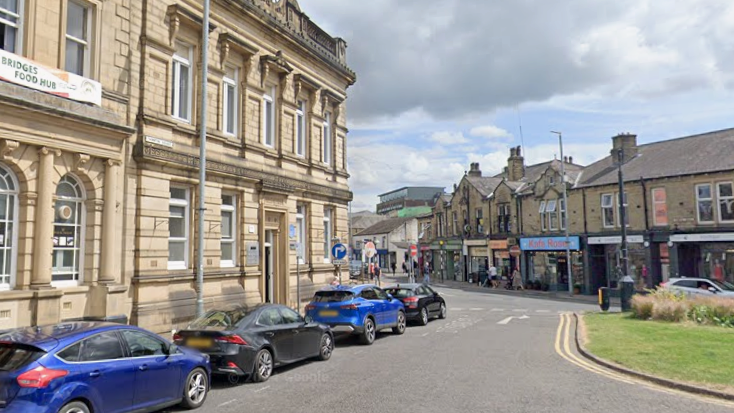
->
[164,284,734,413]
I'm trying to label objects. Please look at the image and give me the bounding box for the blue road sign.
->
[331,243,348,260]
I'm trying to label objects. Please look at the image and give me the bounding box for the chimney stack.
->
[467,162,482,177]
[611,133,638,163]
[507,145,525,181]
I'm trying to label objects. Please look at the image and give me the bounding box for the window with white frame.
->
[169,187,189,269]
[223,67,238,136]
[601,194,614,228]
[263,86,275,147]
[546,199,558,231]
[0,0,22,53]
[696,184,714,223]
[65,1,91,76]
[718,182,734,223]
[452,211,458,235]
[652,188,668,226]
[52,175,85,285]
[559,198,566,230]
[0,165,17,290]
[323,112,332,165]
[539,200,546,232]
[221,195,236,267]
[323,208,332,262]
[296,204,306,264]
[296,100,306,157]
[617,192,629,227]
[172,43,192,122]
[476,209,484,234]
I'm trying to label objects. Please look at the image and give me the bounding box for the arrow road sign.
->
[497,315,530,325]
[332,243,348,260]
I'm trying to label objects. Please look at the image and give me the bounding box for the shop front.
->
[520,236,583,292]
[489,239,516,279]
[430,240,462,282]
[670,233,734,284]
[587,235,647,291]
[419,245,432,273]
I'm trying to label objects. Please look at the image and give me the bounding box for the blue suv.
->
[0,322,211,413]
[305,284,406,345]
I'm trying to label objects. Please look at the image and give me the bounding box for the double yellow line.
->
[554,313,734,409]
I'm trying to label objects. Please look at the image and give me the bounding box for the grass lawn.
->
[583,313,734,390]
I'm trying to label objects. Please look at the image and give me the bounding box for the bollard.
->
[619,275,635,312]
[598,287,610,312]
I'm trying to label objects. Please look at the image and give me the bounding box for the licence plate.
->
[319,310,339,317]
[186,337,213,348]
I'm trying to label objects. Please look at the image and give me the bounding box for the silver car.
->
[663,277,734,298]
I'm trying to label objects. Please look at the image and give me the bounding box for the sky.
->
[304,0,734,212]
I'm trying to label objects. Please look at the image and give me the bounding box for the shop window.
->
[296,204,307,264]
[696,184,714,224]
[0,0,22,53]
[222,67,238,136]
[172,43,193,122]
[65,1,92,77]
[601,194,614,228]
[296,100,306,157]
[323,112,332,165]
[323,208,332,262]
[652,188,668,226]
[0,165,17,290]
[717,182,734,223]
[539,201,546,232]
[52,175,85,286]
[546,200,558,231]
[263,86,275,147]
[168,186,189,269]
[221,194,236,267]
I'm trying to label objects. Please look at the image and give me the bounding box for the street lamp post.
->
[551,131,573,296]
[616,147,630,278]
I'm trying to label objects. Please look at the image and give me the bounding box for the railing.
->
[285,1,337,56]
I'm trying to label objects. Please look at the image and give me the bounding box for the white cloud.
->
[469,125,513,139]
[429,131,468,144]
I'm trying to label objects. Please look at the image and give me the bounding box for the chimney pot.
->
[569,156,573,164]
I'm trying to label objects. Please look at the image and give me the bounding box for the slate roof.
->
[356,217,413,236]
[576,128,734,188]
[465,176,504,197]
[351,213,385,231]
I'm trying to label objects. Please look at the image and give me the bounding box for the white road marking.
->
[497,315,530,325]
[453,308,464,311]
[512,309,529,312]
[218,399,238,407]
[470,308,483,311]
[422,332,430,337]
[490,308,505,312]
[254,386,270,393]
[535,310,551,313]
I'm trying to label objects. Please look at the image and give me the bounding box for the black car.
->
[174,304,334,383]
[383,284,447,326]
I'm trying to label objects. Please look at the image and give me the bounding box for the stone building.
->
[0,0,136,329]
[0,0,355,333]
[355,217,418,271]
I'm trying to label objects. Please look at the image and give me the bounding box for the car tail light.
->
[172,333,182,341]
[17,366,68,388]
[403,297,419,308]
[216,335,248,345]
[226,362,238,368]
[660,282,668,287]
[340,304,357,310]
[305,304,316,311]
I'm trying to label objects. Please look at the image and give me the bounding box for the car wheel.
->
[253,349,273,382]
[318,333,334,361]
[58,401,90,413]
[392,311,406,335]
[438,303,447,319]
[359,317,376,345]
[418,307,429,326]
[179,367,208,410]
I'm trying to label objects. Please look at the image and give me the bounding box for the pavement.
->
[161,280,734,413]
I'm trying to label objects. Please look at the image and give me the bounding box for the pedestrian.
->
[402,262,408,276]
[374,265,381,287]
[489,264,498,288]
[391,261,397,276]
[512,267,523,290]
[423,262,431,285]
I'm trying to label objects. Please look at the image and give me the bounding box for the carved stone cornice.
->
[218,32,259,68]
[0,140,19,161]
[166,4,217,46]
[260,51,293,88]
[136,144,353,202]
[75,153,90,173]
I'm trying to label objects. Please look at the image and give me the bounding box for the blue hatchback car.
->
[0,322,211,413]
[305,284,406,345]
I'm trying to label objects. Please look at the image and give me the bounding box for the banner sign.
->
[0,49,102,106]
[520,236,580,251]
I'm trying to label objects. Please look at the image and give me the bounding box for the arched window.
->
[52,175,85,285]
[0,165,18,290]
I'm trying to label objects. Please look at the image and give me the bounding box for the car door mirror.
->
[305,315,314,324]
[166,344,179,355]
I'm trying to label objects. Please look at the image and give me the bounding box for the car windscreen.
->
[711,280,734,291]
[188,308,254,329]
[384,288,415,298]
[0,343,44,372]
[313,291,354,303]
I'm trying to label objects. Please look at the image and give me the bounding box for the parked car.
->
[662,277,734,298]
[174,304,333,383]
[0,322,210,413]
[384,283,447,326]
[305,284,406,345]
[349,260,363,279]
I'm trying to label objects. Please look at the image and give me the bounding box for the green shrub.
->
[687,296,734,327]
[631,295,654,320]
